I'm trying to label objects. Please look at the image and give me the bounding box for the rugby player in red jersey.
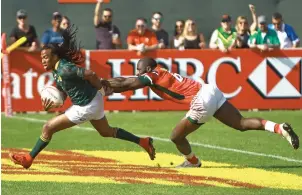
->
[108,57,299,167]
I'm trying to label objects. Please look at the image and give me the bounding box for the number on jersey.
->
[172,73,184,82]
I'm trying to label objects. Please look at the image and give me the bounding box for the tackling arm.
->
[84,70,110,90]
[107,77,146,93]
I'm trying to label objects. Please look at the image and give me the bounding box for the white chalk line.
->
[8,115,302,163]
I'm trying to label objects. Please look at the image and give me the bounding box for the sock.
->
[185,152,199,164]
[261,120,282,135]
[29,136,50,158]
[115,128,140,144]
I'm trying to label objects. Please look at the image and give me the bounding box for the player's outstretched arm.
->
[83,69,110,90]
[108,77,146,93]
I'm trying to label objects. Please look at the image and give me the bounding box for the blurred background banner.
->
[2,49,301,112]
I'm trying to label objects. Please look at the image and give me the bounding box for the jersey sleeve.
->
[31,26,38,39]
[9,27,17,39]
[127,32,135,45]
[137,72,158,86]
[59,64,85,80]
[150,33,158,45]
[41,31,50,44]
[286,25,299,43]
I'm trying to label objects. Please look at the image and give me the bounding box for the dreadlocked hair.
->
[42,24,84,64]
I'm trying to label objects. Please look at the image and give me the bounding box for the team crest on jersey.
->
[54,74,62,82]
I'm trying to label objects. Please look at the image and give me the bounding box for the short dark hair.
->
[103,8,113,13]
[136,17,147,23]
[153,11,163,17]
[272,12,283,20]
[138,57,157,69]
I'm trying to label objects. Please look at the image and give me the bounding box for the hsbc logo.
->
[248,57,302,98]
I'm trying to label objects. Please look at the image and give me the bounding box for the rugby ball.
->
[40,86,64,108]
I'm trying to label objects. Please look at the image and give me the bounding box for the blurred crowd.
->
[10,0,300,54]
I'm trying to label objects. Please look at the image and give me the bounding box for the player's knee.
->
[42,122,54,139]
[236,118,249,132]
[170,134,182,144]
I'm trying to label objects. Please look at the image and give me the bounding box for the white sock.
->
[263,120,277,133]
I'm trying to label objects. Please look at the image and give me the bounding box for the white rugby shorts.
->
[65,92,105,124]
[186,84,226,124]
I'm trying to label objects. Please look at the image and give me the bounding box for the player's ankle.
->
[274,124,282,135]
[262,120,282,135]
[185,152,199,164]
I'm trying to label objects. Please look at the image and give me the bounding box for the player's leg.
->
[170,117,202,167]
[9,114,76,169]
[89,91,155,160]
[214,100,299,149]
[90,116,155,160]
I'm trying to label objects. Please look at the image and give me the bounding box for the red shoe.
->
[9,153,33,169]
[139,137,156,160]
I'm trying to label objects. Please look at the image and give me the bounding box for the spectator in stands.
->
[127,18,164,54]
[10,9,39,52]
[170,20,185,49]
[41,12,64,47]
[209,15,236,52]
[268,12,300,48]
[60,16,70,30]
[94,0,121,49]
[177,19,206,49]
[151,12,169,48]
[248,15,280,51]
[235,4,257,48]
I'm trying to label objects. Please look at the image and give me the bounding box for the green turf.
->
[2,182,302,195]
[2,111,302,194]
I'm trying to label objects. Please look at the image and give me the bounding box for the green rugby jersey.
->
[52,59,97,106]
[249,29,280,46]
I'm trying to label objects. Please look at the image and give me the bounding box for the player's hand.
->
[103,86,114,96]
[249,4,256,13]
[261,44,268,51]
[42,98,54,111]
[97,0,104,3]
[158,42,165,49]
[220,47,228,53]
[100,79,114,96]
[199,42,206,48]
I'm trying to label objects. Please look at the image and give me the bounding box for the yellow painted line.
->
[73,150,302,190]
[2,149,302,189]
[2,149,60,156]
[194,180,241,188]
[21,149,61,156]
[1,174,123,184]
[2,159,69,173]
[137,178,184,186]
[178,166,302,190]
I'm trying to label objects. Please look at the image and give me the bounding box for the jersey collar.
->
[54,60,60,70]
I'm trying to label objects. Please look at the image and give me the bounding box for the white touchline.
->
[11,115,302,163]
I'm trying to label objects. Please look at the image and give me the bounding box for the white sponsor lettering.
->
[23,68,38,99]
[208,57,242,99]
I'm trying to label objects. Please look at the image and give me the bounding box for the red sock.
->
[187,155,198,164]
[274,124,282,135]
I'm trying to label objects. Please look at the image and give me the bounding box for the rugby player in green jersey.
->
[9,26,155,169]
